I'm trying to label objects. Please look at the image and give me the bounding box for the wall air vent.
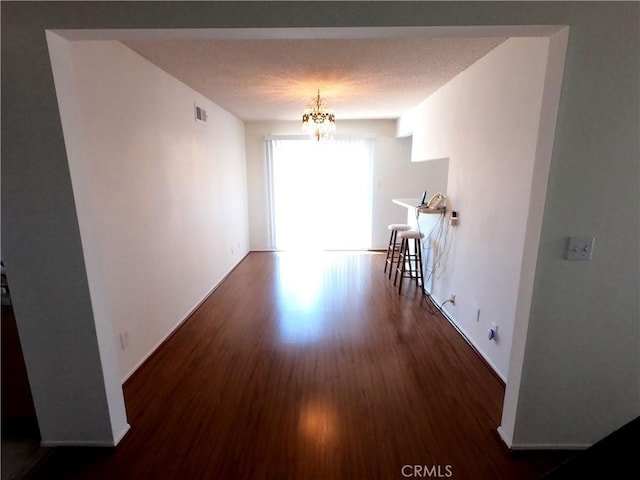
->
[194,103,208,124]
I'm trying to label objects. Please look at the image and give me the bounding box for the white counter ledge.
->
[392,198,446,214]
[392,198,422,210]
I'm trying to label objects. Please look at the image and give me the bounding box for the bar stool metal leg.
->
[397,238,409,293]
[385,224,410,279]
[389,229,398,279]
[395,230,425,294]
[394,237,406,287]
[414,238,424,287]
[384,229,397,276]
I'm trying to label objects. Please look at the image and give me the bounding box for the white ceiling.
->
[123,34,507,122]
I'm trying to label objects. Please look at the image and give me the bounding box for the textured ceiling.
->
[124,36,507,122]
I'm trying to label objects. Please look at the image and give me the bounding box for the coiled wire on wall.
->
[414,207,454,314]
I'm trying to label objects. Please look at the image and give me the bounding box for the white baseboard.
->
[497,425,589,451]
[427,291,506,383]
[510,443,589,451]
[122,252,250,383]
[40,423,131,448]
[40,440,110,447]
[113,423,131,446]
[497,426,511,448]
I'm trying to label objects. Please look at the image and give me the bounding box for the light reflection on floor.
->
[274,251,378,345]
[274,251,324,344]
[298,397,338,448]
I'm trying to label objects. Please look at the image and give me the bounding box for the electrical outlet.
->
[566,236,595,261]
[450,293,456,305]
[488,323,498,342]
[449,210,458,226]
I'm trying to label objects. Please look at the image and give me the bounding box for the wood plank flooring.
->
[31,252,571,479]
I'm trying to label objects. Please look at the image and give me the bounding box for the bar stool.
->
[394,230,425,294]
[384,224,411,279]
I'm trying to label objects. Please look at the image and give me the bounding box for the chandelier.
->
[302,90,336,141]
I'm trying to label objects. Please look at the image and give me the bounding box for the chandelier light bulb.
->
[302,90,336,141]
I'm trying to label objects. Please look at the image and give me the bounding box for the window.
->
[267,136,373,251]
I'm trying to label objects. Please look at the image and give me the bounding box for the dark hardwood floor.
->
[30,252,572,479]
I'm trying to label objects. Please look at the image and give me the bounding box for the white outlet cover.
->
[566,236,595,261]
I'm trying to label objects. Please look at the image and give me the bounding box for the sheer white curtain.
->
[267,136,373,251]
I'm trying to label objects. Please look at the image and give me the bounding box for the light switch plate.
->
[566,236,595,261]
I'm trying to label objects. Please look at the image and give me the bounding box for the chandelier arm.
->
[301,90,335,141]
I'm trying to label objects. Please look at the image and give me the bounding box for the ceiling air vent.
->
[194,103,208,124]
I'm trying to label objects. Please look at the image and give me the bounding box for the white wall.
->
[509,6,639,448]
[499,28,569,448]
[401,38,551,381]
[4,0,638,451]
[50,39,250,381]
[245,120,448,250]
